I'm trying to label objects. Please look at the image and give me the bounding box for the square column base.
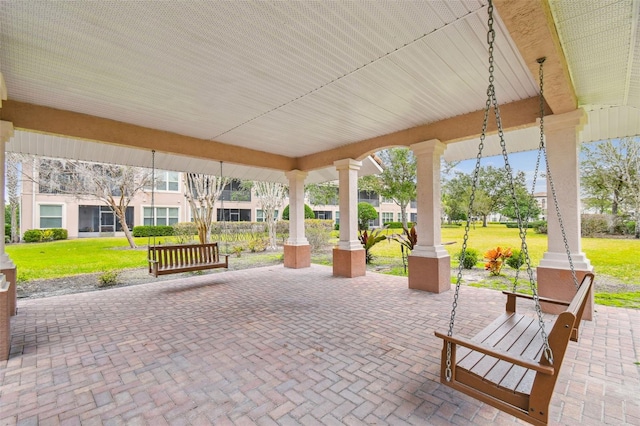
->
[284,244,311,269]
[537,266,594,320]
[1,267,16,316]
[408,255,451,293]
[333,248,366,278]
[0,278,10,361]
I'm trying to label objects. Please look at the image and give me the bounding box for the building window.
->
[221,179,251,202]
[144,207,179,226]
[147,171,180,192]
[335,211,340,225]
[217,208,251,222]
[314,210,333,220]
[358,190,379,207]
[382,212,394,223]
[410,213,417,223]
[39,204,63,228]
[257,209,279,222]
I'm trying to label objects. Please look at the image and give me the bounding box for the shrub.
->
[505,249,525,270]
[247,238,268,252]
[50,228,68,240]
[4,224,10,238]
[580,214,609,236]
[533,221,548,234]
[23,228,68,242]
[97,270,119,287]
[172,222,198,244]
[384,221,414,229]
[456,248,479,269]
[305,219,333,252]
[232,245,243,257]
[132,225,174,237]
[358,202,378,230]
[627,221,637,235]
[282,204,315,220]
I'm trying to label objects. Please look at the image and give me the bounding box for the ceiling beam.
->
[298,96,550,171]
[0,100,296,171]
[494,0,576,114]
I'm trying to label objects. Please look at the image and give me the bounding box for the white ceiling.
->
[1,0,639,179]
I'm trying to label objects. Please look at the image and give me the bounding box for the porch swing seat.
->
[434,273,594,426]
[148,242,228,277]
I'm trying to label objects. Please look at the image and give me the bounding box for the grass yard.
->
[5,224,640,308]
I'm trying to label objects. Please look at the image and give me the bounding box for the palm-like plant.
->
[358,227,388,264]
[391,225,417,273]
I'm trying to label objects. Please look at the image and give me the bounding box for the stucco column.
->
[1,118,16,317]
[333,159,365,277]
[408,140,450,293]
[284,170,310,268]
[538,109,594,319]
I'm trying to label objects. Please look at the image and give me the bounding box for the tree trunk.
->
[482,215,488,227]
[10,203,19,243]
[113,208,137,249]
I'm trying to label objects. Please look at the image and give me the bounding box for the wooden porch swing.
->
[147,151,228,277]
[433,2,593,425]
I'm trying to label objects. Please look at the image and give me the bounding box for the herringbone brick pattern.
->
[1,265,638,425]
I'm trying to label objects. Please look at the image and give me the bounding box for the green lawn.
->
[5,225,640,308]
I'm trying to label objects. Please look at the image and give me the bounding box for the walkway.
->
[1,265,639,425]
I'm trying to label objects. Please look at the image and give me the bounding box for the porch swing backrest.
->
[434,272,593,425]
[148,242,228,277]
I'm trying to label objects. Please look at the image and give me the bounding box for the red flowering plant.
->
[484,246,513,276]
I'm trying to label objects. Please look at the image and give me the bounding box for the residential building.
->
[19,161,417,239]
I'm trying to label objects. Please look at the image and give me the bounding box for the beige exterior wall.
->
[19,165,418,239]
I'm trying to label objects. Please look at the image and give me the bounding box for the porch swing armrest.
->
[501,291,571,306]
[434,331,555,375]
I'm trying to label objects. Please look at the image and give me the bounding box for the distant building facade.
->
[19,161,417,239]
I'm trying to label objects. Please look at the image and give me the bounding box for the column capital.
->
[410,139,445,156]
[543,109,587,134]
[285,169,308,181]
[0,121,13,144]
[333,158,362,171]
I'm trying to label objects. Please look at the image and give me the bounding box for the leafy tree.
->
[442,172,471,223]
[36,158,150,248]
[282,204,315,220]
[500,184,541,222]
[581,138,640,237]
[305,182,338,206]
[252,181,287,249]
[184,173,230,244]
[362,148,416,228]
[442,165,530,227]
[6,153,24,242]
[358,202,378,230]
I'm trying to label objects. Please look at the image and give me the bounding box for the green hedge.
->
[382,221,414,229]
[132,225,174,237]
[504,220,546,229]
[23,228,68,243]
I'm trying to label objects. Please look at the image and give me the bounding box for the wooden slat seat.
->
[148,242,228,277]
[435,273,594,425]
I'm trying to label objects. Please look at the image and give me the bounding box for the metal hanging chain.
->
[512,59,546,292]
[445,1,554,380]
[151,150,157,248]
[445,0,499,381]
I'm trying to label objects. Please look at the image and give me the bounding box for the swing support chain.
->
[445,0,560,380]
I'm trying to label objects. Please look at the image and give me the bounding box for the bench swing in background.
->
[433,2,594,425]
[147,150,229,277]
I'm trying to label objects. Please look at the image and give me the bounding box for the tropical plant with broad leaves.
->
[484,246,512,276]
[358,226,388,264]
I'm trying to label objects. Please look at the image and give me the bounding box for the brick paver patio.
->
[1,265,639,425]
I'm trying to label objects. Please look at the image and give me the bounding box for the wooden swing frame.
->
[434,273,593,425]
[147,151,229,277]
[433,2,591,424]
